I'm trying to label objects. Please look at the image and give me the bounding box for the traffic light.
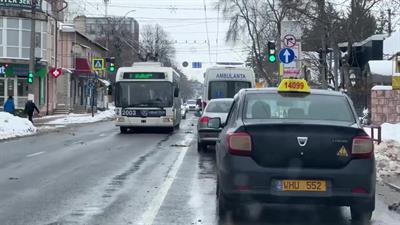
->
[108,57,116,73]
[27,71,34,84]
[109,63,116,72]
[267,41,276,63]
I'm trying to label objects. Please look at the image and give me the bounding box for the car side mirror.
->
[194,111,202,117]
[208,117,222,129]
[174,88,179,97]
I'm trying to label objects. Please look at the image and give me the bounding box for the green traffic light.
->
[109,63,116,72]
[268,55,276,63]
[27,71,34,84]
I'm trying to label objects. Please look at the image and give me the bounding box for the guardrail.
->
[365,125,382,144]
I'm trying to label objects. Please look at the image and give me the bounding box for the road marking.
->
[140,145,189,225]
[26,151,45,158]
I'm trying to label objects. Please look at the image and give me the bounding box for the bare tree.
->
[139,24,176,66]
[94,17,139,67]
[217,0,285,85]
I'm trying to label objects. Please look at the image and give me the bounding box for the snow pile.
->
[380,123,400,141]
[0,112,37,140]
[364,123,400,141]
[46,108,115,125]
[375,140,400,179]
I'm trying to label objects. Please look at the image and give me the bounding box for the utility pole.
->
[388,9,392,35]
[29,0,37,94]
[104,0,110,17]
[317,0,328,89]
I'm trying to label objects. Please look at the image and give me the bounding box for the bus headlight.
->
[162,117,173,123]
[115,108,121,116]
[117,117,124,122]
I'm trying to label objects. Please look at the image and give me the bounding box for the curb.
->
[384,181,400,192]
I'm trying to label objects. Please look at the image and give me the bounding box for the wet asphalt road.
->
[0,114,399,225]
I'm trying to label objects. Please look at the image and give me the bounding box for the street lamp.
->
[122,10,136,19]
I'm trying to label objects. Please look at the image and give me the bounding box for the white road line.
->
[26,151,45,158]
[140,146,189,225]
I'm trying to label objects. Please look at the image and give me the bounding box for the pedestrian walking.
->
[24,100,40,123]
[3,96,15,115]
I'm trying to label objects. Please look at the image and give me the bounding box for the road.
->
[0,114,399,225]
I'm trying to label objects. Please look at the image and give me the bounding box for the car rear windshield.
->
[244,93,355,122]
[187,100,196,104]
[206,100,233,113]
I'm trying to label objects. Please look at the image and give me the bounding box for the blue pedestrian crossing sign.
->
[278,48,295,64]
[92,58,105,71]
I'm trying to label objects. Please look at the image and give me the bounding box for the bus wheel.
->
[120,127,128,133]
[197,141,206,152]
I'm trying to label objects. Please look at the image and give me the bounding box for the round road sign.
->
[283,34,296,48]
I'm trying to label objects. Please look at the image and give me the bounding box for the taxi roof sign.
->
[278,79,310,93]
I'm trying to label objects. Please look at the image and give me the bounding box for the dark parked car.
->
[211,83,375,222]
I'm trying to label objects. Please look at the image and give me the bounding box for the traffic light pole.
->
[28,2,37,94]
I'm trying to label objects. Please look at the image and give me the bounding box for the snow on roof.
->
[384,31,400,57]
[371,85,392,91]
[338,34,387,48]
[368,60,393,76]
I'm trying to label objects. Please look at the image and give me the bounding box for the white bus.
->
[114,62,181,133]
[203,66,256,108]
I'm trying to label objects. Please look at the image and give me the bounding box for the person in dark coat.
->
[24,100,40,123]
[3,96,15,115]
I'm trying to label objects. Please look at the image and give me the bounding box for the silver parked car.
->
[196,98,233,152]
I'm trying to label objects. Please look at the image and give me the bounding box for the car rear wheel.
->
[197,141,206,152]
[217,181,229,217]
[120,127,128,133]
[350,207,373,222]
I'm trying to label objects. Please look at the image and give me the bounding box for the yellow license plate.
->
[282,180,327,192]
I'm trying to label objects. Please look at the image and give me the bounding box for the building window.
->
[22,19,31,30]
[0,17,47,59]
[17,78,28,96]
[7,29,19,45]
[7,18,19,29]
[35,32,41,48]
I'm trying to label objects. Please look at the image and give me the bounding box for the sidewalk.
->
[384,175,400,192]
[33,108,115,126]
[33,114,67,125]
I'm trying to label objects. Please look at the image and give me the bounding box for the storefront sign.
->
[0,63,29,77]
[49,67,62,78]
[393,76,400,90]
[0,65,6,76]
[0,0,42,10]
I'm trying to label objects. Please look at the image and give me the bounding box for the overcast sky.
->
[67,0,249,82]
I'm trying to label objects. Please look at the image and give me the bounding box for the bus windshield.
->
[115,81,173,108]
[209,81,251,100]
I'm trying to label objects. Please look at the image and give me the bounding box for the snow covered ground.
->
[0,112,37,140]
[375,140,400,180]
[367,123,400,180]
[45,108,115,125]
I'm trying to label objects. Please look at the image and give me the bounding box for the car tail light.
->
[227,132,252,156]
[351,187,368,193]
[352,136,373,159]
[199,116,209,123]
